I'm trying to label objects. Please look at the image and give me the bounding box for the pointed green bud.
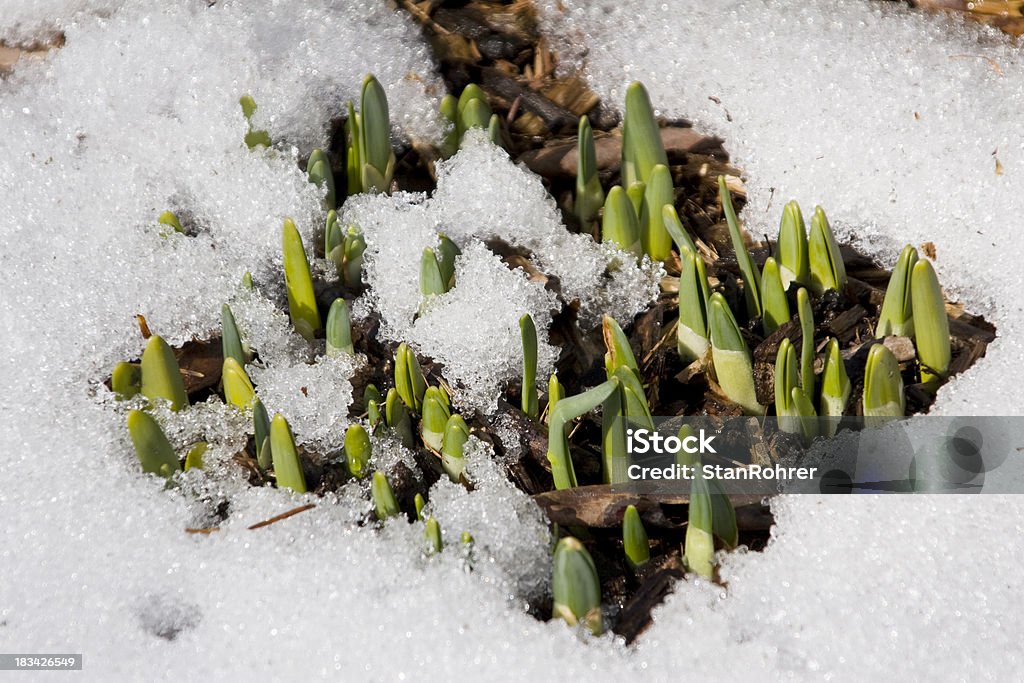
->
[808,206,846,295]
[910,259,951,384]
[575,116,605,224]
[326,298,354,356]
[547,378,621,489]
[641,164,674,261]
[420,247,447,298]
[708,294,763,415]
[622,81,668,188]
[270,414,307,493]
[241,271,253,290]
[345,424,372,479]
[552,537,603,635]
[457,84,491,140]
[461,531,473,546]
[436,234,461,290]
[366,399,383,435]
[420,387,451,452]
[307,148,336,210]
[718,176,762,317]
[876,245,918,338]
[240,95,271,149]
[345,101,362,195]
[685,471,715,580]
[111,361,141,400]
[547,373,564,421]
[761,257,791,336]
[676,248,711,363]
[520,314,539,418]
[127,410,181,478]
[662,204,697,255]
[222,357,255,410]
[253,398,271,470]
[601,378,626,485]
[184,442,207,472]
[221,303,245,367]
[626,181,646,220]
[820,338,850,432]
[777,200,809,288]
[385,388,415,448]
[774,338,800,432]
[395,342,427,413]
[282,218,322,341]
[791,386,818,442]
[487,113,502,147]
[363,384,382,411]
[863,344,905,424]
[709,477,739,549]
[439,94,459,158]
[441,414,470,483]
[372,471,400,520]
[601,186,642,256]
[622,504,650,570]
[414,492,426,521]
[602,315,639,374]
[797,287,815,398]
[141,335,189,411]
[359,74,395,194]
[158,210,183,234]
[342,226,366,290]
[424,516,443,554]
[325,210,343,265]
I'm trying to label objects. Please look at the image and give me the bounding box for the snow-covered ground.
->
[1,0,1022,680]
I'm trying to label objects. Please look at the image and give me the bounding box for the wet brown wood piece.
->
[533,485,773,530]
[613,561,685,644]
[517,127,727,177]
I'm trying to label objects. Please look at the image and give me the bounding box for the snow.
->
[2,0,1024,681]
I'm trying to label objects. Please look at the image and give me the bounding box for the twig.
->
[248,503,317,530]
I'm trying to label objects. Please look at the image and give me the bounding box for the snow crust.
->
[2,0,1024,681]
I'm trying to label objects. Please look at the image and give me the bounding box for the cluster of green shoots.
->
[546,82,957,633]
[438,83,502,158]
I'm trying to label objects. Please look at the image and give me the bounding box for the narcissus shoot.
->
[282,218,322,342]
[676,247,711,363]
[575,116,604,225]
[774,338,800,434]
[547,378,620,489]
[457,84,492,141]
[221,303,245,367]
[111,361,141,400]
[372,471,400,520]
[385,388,414,449]
[358,75,396,194]
[708,293,763,415]
[394,343,427,413]
[420,386,451,452]
[326,298,354,356]
[760,257,790,336]
[270,414,307,493]
[808,206,847,295]
[718,176,762,318]
[414,492,426,521]
[601,186,641,256]
[797,287,815,399]
[684,467,715,580]
[910,259,951,385]
[424,517,443,555]
[622,504,650,570]
[662,204,697,255]
[777,200,809,289]
[158,210,183,234]
[306,148,336,210]
[127,410,181,479]
[641,164,674,261]
[239,94,271,149]
[820,338,851,434]
[184,442,206,472]
[253,398,271,470]
[140,335,189,411]
[552,537,603,635]
[520,314,539,419]
[345,424,371,479]
[222,357,255,410]
[441,414,470,483]
[863,344,905,424]
[876,245,918,338]
[622,81,668,188]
